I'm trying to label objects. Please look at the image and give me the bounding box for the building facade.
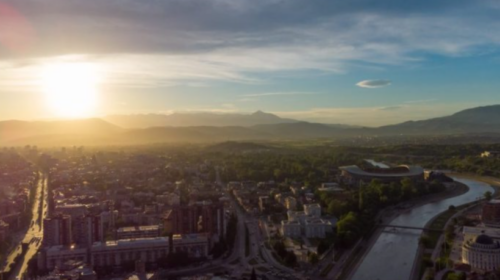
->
[43,214,73,246]
[74,215,104,247]
[304,204,321,218]
[281,220,301,238]
[163,202,224,238]
[483,200,500,228]
[172,233,209,258]
[462,234,500,272]
[117,225,160,240]
[90,237,170,267]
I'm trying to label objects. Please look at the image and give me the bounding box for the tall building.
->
[483,200,500,228]
[74,215,104,247]
[43,214,72,246]
[163,202,224,238]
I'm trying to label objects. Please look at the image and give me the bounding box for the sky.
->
[1,0,500,126]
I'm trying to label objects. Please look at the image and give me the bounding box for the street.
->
[2,172,48,280]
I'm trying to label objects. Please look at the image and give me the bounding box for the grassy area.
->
[419,253,433,280]
[418,199,480,279]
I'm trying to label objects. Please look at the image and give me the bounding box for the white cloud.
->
[243,92,317,97]
[356,79,391,88]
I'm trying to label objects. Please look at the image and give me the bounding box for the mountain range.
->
[1,105,500,145]
[103,110,298,128]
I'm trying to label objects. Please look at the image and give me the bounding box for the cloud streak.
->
[356,79,392,88]
[243,92,317,97]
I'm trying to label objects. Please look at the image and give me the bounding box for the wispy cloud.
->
[378,105,403,111]
[403,99,437,104]
[1,1,500,89]
[356,79,391,88]
[243,92,317,98]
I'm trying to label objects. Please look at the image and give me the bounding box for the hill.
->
[104,110,298,128]
[3,104,500,146]
[376,104,500,135]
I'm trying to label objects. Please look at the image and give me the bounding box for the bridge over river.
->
[378,224,444,233]
[349,178,493,280]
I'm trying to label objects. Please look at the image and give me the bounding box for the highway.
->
[2,172,48,280]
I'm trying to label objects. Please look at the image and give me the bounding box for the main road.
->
[348,177,493,280]
[4,172,49,280]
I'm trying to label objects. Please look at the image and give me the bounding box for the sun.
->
[41,62,100,118]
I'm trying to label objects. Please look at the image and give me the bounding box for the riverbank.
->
[446,173,500,195]
[342,181,469,280]
[412,174,500,280]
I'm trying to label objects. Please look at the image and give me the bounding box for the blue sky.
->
[1,0,500,126]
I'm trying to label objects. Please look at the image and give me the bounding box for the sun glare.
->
[41,62,100,118]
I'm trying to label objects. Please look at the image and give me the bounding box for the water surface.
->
[350,178,492,280]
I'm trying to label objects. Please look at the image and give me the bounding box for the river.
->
[350,178,493,280]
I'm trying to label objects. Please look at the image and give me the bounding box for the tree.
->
[336,212,361,246]
[485,191,493,201]
[401,177,416,200]
[327,200,345,217]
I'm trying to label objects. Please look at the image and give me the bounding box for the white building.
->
[281,220,301,238]
[462,234,500,272]
[304,218,329,238]
[304,204,321,218]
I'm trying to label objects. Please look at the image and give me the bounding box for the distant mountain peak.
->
[252,110,266,115]
[104,110,297,128]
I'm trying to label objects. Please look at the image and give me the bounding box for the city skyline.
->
[2,0,500,126]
